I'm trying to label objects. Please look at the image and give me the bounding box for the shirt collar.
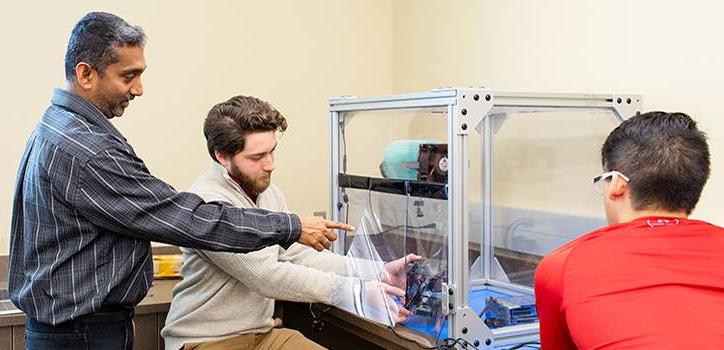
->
[51,88,126,141]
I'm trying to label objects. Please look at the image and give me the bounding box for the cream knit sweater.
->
[161,164,364,350]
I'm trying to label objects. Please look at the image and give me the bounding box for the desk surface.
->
[2,277,540,349]
[298,303,539,350]
[292,287,540,350]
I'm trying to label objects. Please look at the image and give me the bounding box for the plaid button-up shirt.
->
[9,89,301,325]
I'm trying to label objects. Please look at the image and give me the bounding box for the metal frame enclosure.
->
[329,88,642,349]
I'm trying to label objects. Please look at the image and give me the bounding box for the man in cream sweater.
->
[162,95,413,350]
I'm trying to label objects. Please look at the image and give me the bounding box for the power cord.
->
[438,337,479,350]
[387,323,539,350]
[439,338,539,350]
[309,303,332,332]
[384,328,489,350]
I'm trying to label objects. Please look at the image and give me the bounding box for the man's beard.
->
[109,95,133,118]
[98,91,133,118]
[229,163,271,193]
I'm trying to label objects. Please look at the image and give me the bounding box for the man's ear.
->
[215,150,230,168]
[74,62,96,90]
[606,176,629,202]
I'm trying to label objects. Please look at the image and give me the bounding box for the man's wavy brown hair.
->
[204,95,287,162]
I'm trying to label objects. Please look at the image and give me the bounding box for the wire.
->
[344,192,350,225]
[437,337,479,350]
[439,337,540,350]
[308,303,333,332]
[309,303,332,320]
[503,341,540,350]
[387,327,539,350]
[340,117,347,173]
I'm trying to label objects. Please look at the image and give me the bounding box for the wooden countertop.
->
[316,305,437,350]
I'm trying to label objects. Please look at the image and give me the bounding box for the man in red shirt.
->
[534,111,724,349]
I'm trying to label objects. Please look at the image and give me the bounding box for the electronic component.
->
[378,140,448,184]
[481,295,537,328]
[405,260,446,318]
[417,143,448,183]
[379,140,438,180]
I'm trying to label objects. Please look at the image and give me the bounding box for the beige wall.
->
[392,0,723,224]
[2,0,723,255]
[0,0,394,255]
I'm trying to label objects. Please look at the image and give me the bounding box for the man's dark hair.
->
[601,111,710,214]
[204,96,288,162]
[65,12,146,81]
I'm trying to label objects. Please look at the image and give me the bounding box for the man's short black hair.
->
[601,111,710,214]
[65,12,146,81]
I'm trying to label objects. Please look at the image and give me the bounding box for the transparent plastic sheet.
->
[487,108,617,287]
[341,187,448,342]
[338,202,403,327]
[343,109,447,179]
[465,108,618,332]
[401,194,448,342]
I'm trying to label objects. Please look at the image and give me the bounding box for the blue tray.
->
[401,288,527,339]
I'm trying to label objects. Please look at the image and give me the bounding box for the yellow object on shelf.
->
[153,254,183,279]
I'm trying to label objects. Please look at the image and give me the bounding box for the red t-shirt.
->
[534,216,724,349]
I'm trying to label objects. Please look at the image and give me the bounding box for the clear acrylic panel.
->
[488,108,621,287]
[342,189,408,259]
[340,187,449,344]
[401,193,448,343]
[341,108,447,178]
[341,204,407,327]
[338,106,452,344]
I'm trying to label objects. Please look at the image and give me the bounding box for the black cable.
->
[387,328,539,350]
[437,337,480,350]
[344,192,349,225]
[309,303,332,319]
[308,303,332,332]
[340,118,347,173]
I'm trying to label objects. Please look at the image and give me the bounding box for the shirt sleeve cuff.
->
[278,213,301,249]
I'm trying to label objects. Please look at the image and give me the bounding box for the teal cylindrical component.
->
[380,139,439,180]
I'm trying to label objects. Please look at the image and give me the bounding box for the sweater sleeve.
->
[195,248,356,307]
[279,243,387,280]
[534,244,578,350]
